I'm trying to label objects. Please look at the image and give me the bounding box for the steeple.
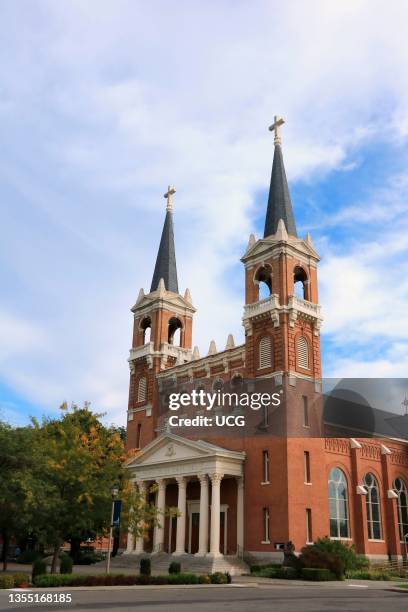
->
[263,116,297,238]
[150,186,179,293]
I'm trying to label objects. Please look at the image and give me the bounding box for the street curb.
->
[6,584,254,592]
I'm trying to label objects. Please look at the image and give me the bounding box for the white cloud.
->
[1,1,408,423]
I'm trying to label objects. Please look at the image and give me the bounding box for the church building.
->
[124,118,408,571]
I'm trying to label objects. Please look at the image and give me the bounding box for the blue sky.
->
[1,1,408,426]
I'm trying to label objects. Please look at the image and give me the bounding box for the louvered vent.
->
[259,336,272,369]
[297,336,309,369]
[137,377,147,403]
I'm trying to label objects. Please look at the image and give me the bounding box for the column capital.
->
[236,476,244,490]
[156,478,167,490]
[176,476,187,488]
[198,473,208,484]
[210,473,224,484]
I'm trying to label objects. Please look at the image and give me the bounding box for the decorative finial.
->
[164,185,176,211]
[269,115,285,146]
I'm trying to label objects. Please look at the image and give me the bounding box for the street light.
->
[106,485,119,574]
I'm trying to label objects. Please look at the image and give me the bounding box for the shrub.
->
[75,552,101,565]
[224,572,232,584]
[12,573,30,587]
[276,566,298,579]
[16,550,41,564]
[60,554,73,574]
[168,561,181,574]
[32,558,47,580]
[345,569,391,581]
[0,575,14,589]
[354,555,370,570]
[250,563,281,573]
[140,558,151,576]
[300,546,344,579]
[257,566,282,578]
[310,537,361,572]
[198,574,211,584]
[301,568,336,581]
[210,572,228,584]
[283,552,302,570]
[33,573,201,588]
[167,573,199,584]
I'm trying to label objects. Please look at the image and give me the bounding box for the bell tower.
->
[126,186,195,449]
[242,117,323,382]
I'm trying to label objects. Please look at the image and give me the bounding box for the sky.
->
[1,0,408,427]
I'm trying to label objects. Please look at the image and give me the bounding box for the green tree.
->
[0,422,33,571]
[27,404,125,573]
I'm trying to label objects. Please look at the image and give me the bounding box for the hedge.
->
[345,569,391,581]
[33,572,229,588]
[300,568,336,581]
[0,575,14,589]
[251,566,298,579]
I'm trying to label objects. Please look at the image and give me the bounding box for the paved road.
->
[0,585,407,612]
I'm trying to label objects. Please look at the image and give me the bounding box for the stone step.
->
[105,552,249,576]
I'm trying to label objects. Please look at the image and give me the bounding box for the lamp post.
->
[106,485,119,574]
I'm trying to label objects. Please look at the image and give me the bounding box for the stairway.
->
[106,552,249,576]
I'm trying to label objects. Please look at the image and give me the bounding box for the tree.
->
[27,404,125,573]
[0,422,33,571]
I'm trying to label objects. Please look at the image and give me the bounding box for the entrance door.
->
[190,512,200,554]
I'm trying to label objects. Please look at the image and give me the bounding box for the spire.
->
[264,116,297,238]
[150,186,179,293]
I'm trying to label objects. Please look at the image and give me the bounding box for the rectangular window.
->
[136,423,142,449]
[304,451,311,483]
[262,450,269,483]
[306,508,313,543]
[302,396,309,427]
[263,507,270,542]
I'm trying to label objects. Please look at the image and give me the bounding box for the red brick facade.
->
[126,171,408,563]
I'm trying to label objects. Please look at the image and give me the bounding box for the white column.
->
[134,481,147,554]
[209,473,223,557]
[153,479,166,552]
[197,474,209,556]
[236,477,244,556]
[174,476,187,555]
[126,527,135,554]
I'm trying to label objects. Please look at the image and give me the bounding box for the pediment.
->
[126,433,244,469]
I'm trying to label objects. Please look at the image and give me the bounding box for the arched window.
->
[168,317,182,346]
[137,376,147,403]
[140,317,151,344]
[254,265,272,301]
[328,468,350,538]
[297,336,309,370]
[294,266,308,300]
[393,477,408,542]
[364,473,382,540]
[259,336,272,369]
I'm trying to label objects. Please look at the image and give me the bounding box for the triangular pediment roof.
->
[126,433,245,469]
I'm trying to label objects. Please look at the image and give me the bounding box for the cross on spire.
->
[164,185,176,211]
[269,115,285,146]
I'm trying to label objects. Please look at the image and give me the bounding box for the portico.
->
[125,433,245,557]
